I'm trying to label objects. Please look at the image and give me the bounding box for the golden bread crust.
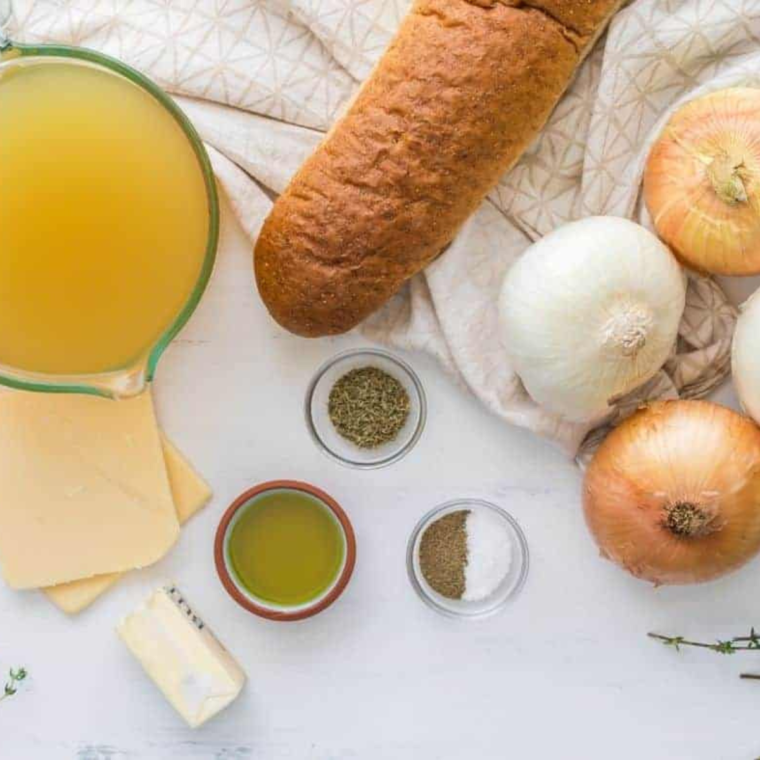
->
[255,0,622,337]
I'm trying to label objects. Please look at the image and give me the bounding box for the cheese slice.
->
[160,438,212,525]
[44,437,212,614]
[118,585,246,728]
[0,391,179,589]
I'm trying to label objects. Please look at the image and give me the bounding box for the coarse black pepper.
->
[419,510,469,600]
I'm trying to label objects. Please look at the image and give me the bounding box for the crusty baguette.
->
[255,0,623,337]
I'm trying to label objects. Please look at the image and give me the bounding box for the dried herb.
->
[328,366,410,449]
[419,510,469,599]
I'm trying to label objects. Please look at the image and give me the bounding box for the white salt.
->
[462,508,512,602]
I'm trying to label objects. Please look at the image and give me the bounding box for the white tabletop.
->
[3,196,760,759]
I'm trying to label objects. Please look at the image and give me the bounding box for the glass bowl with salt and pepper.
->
[407,500,529,618]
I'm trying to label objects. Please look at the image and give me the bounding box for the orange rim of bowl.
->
[214,480,357,622]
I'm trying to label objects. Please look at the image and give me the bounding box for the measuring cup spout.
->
[89,358,151,400]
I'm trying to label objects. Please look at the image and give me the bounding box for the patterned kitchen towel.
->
[8,0,745,458]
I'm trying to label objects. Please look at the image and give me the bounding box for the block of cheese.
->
[44,438,212,614]
[118,585,246,728]
[0,391,179,589]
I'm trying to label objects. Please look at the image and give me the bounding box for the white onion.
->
[498,216,686,422]
[732,289,760,424]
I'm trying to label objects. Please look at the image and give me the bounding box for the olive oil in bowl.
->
[226,488,346,609]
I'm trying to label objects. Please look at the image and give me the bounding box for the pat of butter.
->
[118,585,245,728]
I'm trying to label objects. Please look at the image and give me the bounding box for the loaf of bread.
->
[255,0,623,337]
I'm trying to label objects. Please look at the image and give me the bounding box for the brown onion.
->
[644,88,760,276]
[583,400,760,585]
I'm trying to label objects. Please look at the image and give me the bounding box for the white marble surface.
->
[3,196,760,759]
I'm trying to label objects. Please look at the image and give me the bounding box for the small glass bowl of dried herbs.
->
[305,348,426,469]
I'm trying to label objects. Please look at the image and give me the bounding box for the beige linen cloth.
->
[8,0,747,458]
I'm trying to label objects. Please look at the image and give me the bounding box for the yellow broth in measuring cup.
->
[0,52,216,395]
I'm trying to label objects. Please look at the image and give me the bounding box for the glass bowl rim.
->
[304,347,427,470]
[406,498,530,619]
[0,41,220,398]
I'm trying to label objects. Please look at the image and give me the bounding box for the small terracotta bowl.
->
[214,480,356,622]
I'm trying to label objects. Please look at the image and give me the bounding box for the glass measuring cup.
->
[0,9,219,399]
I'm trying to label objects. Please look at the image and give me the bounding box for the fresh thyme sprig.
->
[649,629,760,653]
[0,667,27,702]
[649,629,760,679]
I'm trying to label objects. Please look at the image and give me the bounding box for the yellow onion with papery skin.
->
[583,400,760,585]
[644,88,760,275]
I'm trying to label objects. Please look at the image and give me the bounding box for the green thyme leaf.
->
[1,666,28,703]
